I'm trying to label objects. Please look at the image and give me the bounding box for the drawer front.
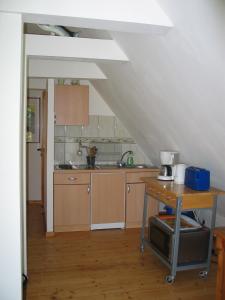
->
[54,173,90,185]
[126,171,158,183]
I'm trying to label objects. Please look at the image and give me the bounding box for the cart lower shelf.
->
[141,239,209,283]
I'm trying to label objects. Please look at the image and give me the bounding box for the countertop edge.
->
[54,167,159,174]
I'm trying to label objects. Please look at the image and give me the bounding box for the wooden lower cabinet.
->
[126,183,158,228]
[53,169,159,232]
[91,173,125,228]
[54,184,90,232]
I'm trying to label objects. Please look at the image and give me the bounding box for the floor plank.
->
[26,204,217,300]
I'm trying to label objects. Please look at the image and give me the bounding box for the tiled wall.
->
[54,115,151,166]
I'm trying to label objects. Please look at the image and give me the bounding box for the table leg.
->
[170,196,182,281]
[140,191,148,252]
[206,196,218,274]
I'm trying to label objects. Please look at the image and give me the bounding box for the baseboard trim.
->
[45,232,55,238]
[91,222,125,230]
[28,200,42,205]
[126,223,141,229]
[54,224,90,232]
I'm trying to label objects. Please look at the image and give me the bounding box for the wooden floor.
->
[26,204,217,300]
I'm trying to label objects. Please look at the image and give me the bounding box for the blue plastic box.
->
[184,167,210,191]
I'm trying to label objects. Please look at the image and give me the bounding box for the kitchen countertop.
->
[54,165,159,173]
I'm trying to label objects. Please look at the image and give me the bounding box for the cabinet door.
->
[54,184,90,232]
[91,173,125,227]
[54,85,89,125]
[126,183,158,228]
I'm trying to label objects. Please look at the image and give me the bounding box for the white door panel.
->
[27,143,41,200]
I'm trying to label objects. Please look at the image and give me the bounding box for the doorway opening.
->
[26,91,48,233]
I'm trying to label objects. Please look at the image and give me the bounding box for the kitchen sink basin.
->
[56,164,88,170]
[134,164,147,169]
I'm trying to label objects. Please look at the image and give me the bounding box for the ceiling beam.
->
[25,34,129,62]
[28,59,107,79]
[0,0,173,33]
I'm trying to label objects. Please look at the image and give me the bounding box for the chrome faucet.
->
[117,150,133,167]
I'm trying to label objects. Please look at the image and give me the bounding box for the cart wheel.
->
[165,275,175,284]
[199,270,208,279]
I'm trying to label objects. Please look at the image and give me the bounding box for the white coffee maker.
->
[158,151,179,181]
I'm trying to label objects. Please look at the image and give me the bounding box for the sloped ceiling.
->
[91,0,225,187]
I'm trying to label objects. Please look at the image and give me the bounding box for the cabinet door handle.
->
[68,176,77,181]
[54,114,56,124]
[87,186,90,194]
[127,185,130,193]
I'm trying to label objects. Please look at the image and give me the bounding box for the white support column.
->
[47,79,55,232]
[0,12,23,300]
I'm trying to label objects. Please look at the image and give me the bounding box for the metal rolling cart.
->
[140,177,225,284]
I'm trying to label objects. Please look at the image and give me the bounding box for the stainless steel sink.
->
[95,164,119,169]
[134,164,147,169]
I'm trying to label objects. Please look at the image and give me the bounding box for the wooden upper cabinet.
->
[54,85,89,125]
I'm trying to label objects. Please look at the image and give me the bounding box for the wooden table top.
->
[141,177,225,197]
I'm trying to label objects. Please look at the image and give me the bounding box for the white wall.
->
[0,12,23,300]
[28,78,47,90]
[91,0,225,224]
[81,80,114,116]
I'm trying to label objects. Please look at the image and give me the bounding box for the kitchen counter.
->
[54,165,159,174]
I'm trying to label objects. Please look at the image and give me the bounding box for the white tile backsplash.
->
[98,116,115,137]
[55,125,65,137]
[82,115,98,137]
[66,125,82,137]
[121,144,151,165]
[54,115,150,165]
[115,118,131,138]
[54,143,65,164]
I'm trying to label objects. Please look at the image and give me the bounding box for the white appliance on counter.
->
[158,151,179,181]
[174,163,187,184]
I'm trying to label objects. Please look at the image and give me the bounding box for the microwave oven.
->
[148,216,210,266]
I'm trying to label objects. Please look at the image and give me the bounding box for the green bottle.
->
[126,153,134,167]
